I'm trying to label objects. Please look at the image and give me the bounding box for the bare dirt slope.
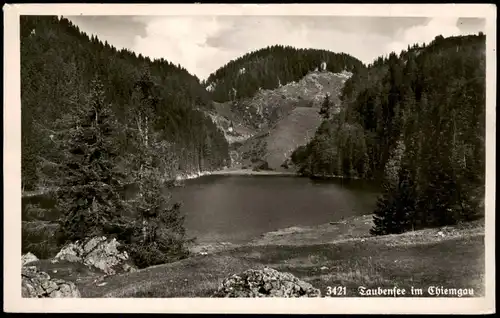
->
[258,107,322,169]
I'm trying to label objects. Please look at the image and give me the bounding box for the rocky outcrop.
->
[52,236,136,275]
[21,252,39,266]
[22,265,80,298]
[213,267,321,297]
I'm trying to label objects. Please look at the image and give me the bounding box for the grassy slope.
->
[40,215,484,298]
[264,107,322,169]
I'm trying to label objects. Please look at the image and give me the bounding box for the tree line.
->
[292,33,486,234]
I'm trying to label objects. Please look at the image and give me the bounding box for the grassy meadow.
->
[25,214,485,298]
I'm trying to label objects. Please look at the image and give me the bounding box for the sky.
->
[67,15,486,81]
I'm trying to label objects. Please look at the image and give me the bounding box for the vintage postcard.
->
[3,3,496,314]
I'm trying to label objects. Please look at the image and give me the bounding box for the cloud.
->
[132,16,231,80]
[67,16,147,51]
[132,16,395,80]
[124,16,485,79]
[386,17,477,56]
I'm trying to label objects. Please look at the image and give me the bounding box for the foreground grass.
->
[233,234,484,297]
[45,215,483,298]
[84,256,262,298]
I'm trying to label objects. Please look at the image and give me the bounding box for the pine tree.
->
[319,94,332,119]
[370,182,397,235]
[41,76,132,244]
[124,70,191,268]
[371,165,416,235]
[370,136,416,235]
[126,136,191,267]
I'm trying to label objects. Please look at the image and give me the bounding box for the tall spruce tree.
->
[124,69,191,268]
[41,76,132,243]
[370,138,416,235]
[371,164,417,235]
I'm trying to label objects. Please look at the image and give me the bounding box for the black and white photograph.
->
[4,3,496,314]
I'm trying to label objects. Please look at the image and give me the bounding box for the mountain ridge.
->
[204,45,364,103]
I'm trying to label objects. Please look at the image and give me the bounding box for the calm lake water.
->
[168,175,380,244]
[22,175,380,245]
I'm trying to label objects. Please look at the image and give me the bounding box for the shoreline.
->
[188,212,484,254]
[174,168,299,181]
[187,214,375,255]
[22,168,367,197]
[210,168,298,176]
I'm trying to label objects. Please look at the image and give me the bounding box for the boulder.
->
[213,267,321,298]
[53,242,83,263]
[52,236,136,275]
[22,266,80,298]
[21,252,39,266]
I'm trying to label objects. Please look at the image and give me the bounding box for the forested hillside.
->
[204,45,364,102]
[21,16,230,191]
[292,33,486,233]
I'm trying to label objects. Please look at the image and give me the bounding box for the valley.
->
[19,15,487,301]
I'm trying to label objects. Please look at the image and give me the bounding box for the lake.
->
[22,175,381,245]
[168,175,380,244]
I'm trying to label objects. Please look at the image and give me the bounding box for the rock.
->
[320,266,329,271]
[213,267,321,298]
[22,266,80,298]
[122,263,138,273]
[83,236,107,254]
[83,237,128,275]
[53,242,84,263]
[52,236,132,275]
[21,252,39,266]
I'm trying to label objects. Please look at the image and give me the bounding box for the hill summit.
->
[204,45,363,103]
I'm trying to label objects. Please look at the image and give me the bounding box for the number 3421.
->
[325,286,347,296]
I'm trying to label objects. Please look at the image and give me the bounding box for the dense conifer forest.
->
[21,16,230,191]
[291,33,486,233]
[204,45,365,102]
